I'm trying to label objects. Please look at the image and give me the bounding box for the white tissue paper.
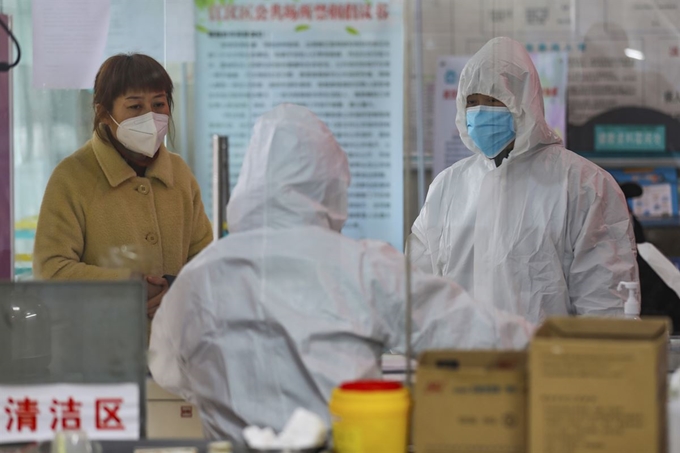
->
[670,368,680,453]
[243,408,328,450]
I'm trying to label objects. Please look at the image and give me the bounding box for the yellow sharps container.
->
[329,380,410,453]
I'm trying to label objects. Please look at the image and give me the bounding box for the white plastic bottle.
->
[617,281,641,319]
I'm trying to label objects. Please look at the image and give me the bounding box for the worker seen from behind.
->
[149,104,534,444]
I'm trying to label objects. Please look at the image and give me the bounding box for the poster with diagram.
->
[608,168,678,218]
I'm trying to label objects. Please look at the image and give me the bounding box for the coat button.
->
[138,184,149,195]
[146,233,158,245]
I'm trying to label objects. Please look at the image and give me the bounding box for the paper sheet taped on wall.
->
[31,0,111,89]
[104,0,165,62]
[432,56,472,176]
[165,0,195,63]
[633,183,673,217]
[609,167,678,218]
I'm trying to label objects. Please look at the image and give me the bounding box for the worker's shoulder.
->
[552,145,617,182]
[358,237,400,251]
[430,154,482,187]
[173,239,222,285]
[356,238,404,265]
[442,153,481,174]
[541,146,622,201]
[535,144,606,177]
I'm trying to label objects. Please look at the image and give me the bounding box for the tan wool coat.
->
[34,133,213,280]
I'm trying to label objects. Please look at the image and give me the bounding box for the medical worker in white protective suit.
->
[149,104,533,443]
[409,37,639,324]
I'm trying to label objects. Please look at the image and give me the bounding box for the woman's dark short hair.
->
[92,53,174,142]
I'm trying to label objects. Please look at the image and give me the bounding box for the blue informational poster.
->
[432,56,471,176]
[194,0,405,250]
[608,167,679,218]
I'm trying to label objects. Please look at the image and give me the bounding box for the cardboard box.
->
[414,350,526,453]
[529,317,669,453]
[146,379,204,439]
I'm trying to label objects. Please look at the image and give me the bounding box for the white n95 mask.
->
[110,112,168,158]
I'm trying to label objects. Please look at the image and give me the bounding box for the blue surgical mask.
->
[466,105,516,159]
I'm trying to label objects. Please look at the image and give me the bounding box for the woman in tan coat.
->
[34,54,213,318]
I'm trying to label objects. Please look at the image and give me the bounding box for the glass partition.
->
[406,0,680,340]
[0,281,146,384]
[0,281,147,435]
[1,0,193,279]
[409,0,680,221]
[0,0,678,447]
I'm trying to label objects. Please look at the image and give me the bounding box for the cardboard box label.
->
[415,351,526,453]
[180,406,193,418]
[529,318,668,453]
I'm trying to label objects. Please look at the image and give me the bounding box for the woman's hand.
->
[146,275,169,319]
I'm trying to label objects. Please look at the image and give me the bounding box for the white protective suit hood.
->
[410,37,638,323]
[227,103,350,233]
[150,104,534,445]
[456,37,562,165]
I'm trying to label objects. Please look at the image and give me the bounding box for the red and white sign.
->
[0,383,139,442]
